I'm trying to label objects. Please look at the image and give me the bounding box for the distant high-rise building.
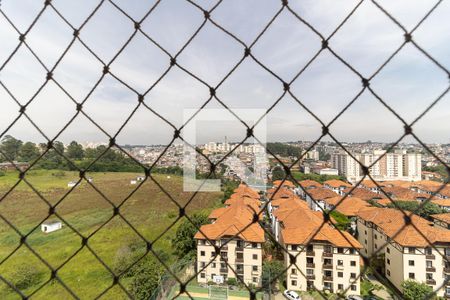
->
[331,150,421,182]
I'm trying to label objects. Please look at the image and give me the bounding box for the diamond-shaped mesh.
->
[0,0,449,299]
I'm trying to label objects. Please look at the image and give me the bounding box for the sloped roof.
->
[279,207,361,248]
[324,179,352,188]
[431,213,450,224]
[298,180,322,189]
[308,188,338,200]
[323,196,372,217]
[273,180,295,188]
[342,187,381,201]
[380,186,425,201]
[357,207,450,247]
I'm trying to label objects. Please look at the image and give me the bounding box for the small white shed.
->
[136,176,145,182]
[87,176,93,183]
[41,220,62,233]
[67,181,77,188]
[130,179,137,185]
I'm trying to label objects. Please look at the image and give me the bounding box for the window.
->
[252,277,258,283]
[409,273,415,279]
[200,251,205,256]
[337,248,344,254]
[409,260,415,266]
[349,248,355,254]
[252,243,258,248]
[350,260,356,266]
[291,268,297,275]
[408,247,416,254]
[338,272,343,278]
[387,247,390,254]
[426,261,433,268]
[365,230,367,234]
[351,273,356,279]
[212,263,216,268]
[291,245,298,251]
[375,244,378,249]
[364,239,367,244]
[200,262,205,267]
[387,270,390,276]
[211,274,216,279]
[307,245,313,252]
[374,234,377,240]
[351,285,357,291]
[426,247,432,255]
[252,266,258,272]
[337,260,343,266]
[211,251,215,257]
[306,269,314,275]
[236,240,243,248]
[426,273,433,280]
[291,280,297,286]
[387,259,390,265]
[200,273,205,278]
[252,254,258,260]
[307,257,314,264]
[338,284,344,290]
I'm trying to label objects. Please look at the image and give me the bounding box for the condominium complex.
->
[356,207,450,297]
[195,185,265,286]
[332,150,421,182]
[271,183,362,295]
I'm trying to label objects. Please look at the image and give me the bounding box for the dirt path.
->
[179,291,249,299]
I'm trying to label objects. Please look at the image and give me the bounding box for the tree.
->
[66,141,85,160]
[11,264,43,290]
[19,142,40,162]
[387,200,444,218]
[261,260,284,293]
[222,179,239,203]
[401,280,435,300]
[271,166,286,181]
[0,135,23,161]
[129,256,164,300]
[171,213,209,259]
[329,210,351,231]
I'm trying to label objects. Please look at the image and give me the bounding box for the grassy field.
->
[0,170,222,299]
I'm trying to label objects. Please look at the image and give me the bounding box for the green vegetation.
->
[401,280,436,300]
[128,256,165,300]
[423,165,448,180]
[261,260,284,293]
[387,200,444,218]
[221,179,240,203]
[267,142,302,158]
[0,170,222,299]
[360,279,383,298]
[329,210,351,231]
[171,213,209,259]
[271,166,286,181]
[291,171,346,184]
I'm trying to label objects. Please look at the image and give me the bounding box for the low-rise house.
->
[273,180,296,189]
[41,220,62,233]
[342,187,381,201]
[431,213,450,230]
[323,180,352,195]
[67,181,77,188]
[297,180,322,198]
[323,196,371,218]
[356,207,450,297]
[431,199,450,212]
[359,180,380,193]
[306,188,337,211]
[379,186,427,202]
[280,206,362,295]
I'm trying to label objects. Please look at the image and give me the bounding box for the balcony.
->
[236,258,244,263]
[236,246,244,252]
[220,268,228,273]
[444,267,450,273]
[323,252,333,258]
[237,269,244,274]
[426,267,436,272]
[323,275,333,281]
[306,263,315,268]
[323,264,333,270]
[426,279,436,285]
[220,256,228,261]
[426,254,435,260]
[306,274,315,280]
[221,245,228,250]
[306,251,315,256]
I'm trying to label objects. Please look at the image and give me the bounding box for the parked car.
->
[283,290,301,300]
[346,296,364,300]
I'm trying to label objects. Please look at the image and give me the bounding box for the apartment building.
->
[195,186,265,286]
[332,150,422,182]
[356,207,450,297]
[277,203,362,295]
[305,188,337,211]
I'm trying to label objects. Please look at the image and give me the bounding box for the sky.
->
[0,0,449,146]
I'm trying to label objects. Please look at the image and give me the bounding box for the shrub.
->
[226,277,237,286]
[129,257,164,300]
[11,264,43,290]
